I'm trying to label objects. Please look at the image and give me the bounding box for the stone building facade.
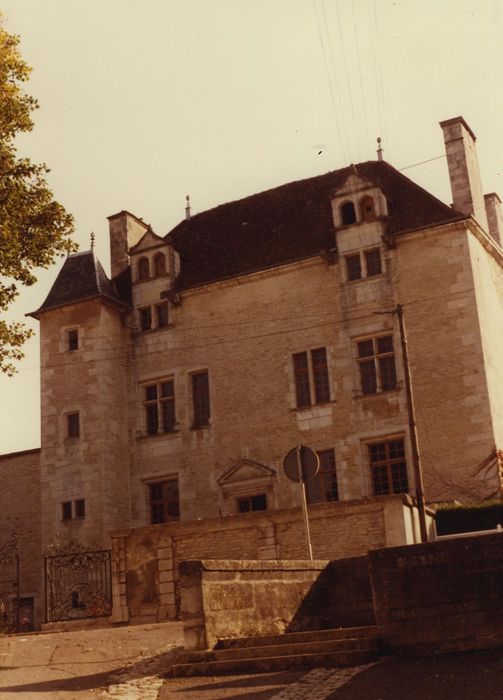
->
[1,115,502,627]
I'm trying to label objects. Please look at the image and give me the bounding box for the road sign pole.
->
[296,445,313,561]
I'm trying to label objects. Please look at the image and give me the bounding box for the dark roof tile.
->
[166,160,463,289]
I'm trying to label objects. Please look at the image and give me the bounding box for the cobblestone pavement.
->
[269,663,379,700]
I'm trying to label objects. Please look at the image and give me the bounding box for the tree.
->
[0,19,75,375]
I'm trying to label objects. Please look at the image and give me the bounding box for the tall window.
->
[346,254,362,281]
[67,329,79,351]
[369,439,409,495]
[345,249,382,281]
[357,335,397,395]
[143,380,176,435]
[306,449,339,504]
[139,307,152,331]
[364,249,382,276]
[340,201,357,225]
[156,302,168,328]
[360,196,376,222]
[138,257,150,281]
[192,370,210,428]
[153,253,166,277]
[67,412,80,438]
[149,480,180,524]
[293,348,331,408]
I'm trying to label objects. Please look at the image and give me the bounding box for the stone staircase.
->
[166,625,382,677]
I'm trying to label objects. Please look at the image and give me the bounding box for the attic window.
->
[361,196,376,222]
[153,253,166,278]
[340,202,357,225]
[138,257,150,281]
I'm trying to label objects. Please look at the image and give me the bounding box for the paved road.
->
[0,621,183,699]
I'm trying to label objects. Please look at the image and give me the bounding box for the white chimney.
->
[440,117,488,232]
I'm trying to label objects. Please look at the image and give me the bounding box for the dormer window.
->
[340,201,357,225]
[153,253,166,278]
[361,196,376,222]
[138,257,150,282]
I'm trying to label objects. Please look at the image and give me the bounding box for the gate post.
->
[158,532,177,620]
[111,530,131,623]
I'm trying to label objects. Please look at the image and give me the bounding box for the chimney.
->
[439,117,488,232]
[107,210,149,279]
[484,193,503,246]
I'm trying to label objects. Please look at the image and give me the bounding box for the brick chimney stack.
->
[440,117,488,233]
[107,210,149,279]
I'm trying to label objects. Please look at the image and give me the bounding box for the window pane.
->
[357,340,374,358]
[365,249,382,276]
[149,483,163,501]
[75,499,85,518]
[145,404,158,435]
[379,356,397,391]
[149,480,179,524]
[391,461,409,493]
[377,335,393,354]
[389,440,405,459]
[62,502,72,520]
[359,360,377,395]
[154,254,166,277]
[307,449,338,504]
[67,412,80,438]
[250,494,267,511]
[140,307,152,331]
[372,464,390,495]
[311,348,330,403]
[160,381,173,398]
[138,257,149,281]
[346,254,362,281]
[145,385,157,401]
[161,399,176,432]
[293,352,311,407]
[237,498,251,513]
[369,443,386,463]
[156,303,168,327]
[192,371,210,427]
[67,329,79,351]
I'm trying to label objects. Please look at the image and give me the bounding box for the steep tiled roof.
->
[166,160,464,290]
[30,251,124,317]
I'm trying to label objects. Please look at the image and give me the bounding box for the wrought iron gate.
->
[0,535,19,634]
[45,547,112,622]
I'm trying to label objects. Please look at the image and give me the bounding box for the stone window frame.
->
[190,369,211,429]
[141,377,177,436]
[354,333,398,397]
[290,346,334,410]
[60,324,83,354]
[305,448,339,504]
[141,475,181,525]
[344,246,383,282]
[236,493,268,514]
[367,437,409,496]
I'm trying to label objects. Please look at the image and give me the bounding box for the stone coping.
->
[179,559,331,575]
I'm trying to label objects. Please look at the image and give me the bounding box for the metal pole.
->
[396,304,428,543]
[296,445,314,561]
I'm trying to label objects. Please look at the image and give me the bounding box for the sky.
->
[1,0,503,454]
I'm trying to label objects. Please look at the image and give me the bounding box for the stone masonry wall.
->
[0,449,42,626]
[111,494,428,624]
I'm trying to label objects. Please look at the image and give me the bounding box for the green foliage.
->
[0,19,76,375]
[436,501,503,535]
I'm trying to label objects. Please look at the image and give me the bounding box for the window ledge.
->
[136,429,181,440]
[344,273,384,285]
[354,388,400,400]
[190,423,211,431]
[134,323,175,336]
[290,400,337,413]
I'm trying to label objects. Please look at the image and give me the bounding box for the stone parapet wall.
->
[369,531,503,652]
[111,494,427,624]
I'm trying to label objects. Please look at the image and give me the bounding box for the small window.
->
[192,370,210,428]
[156,302,168,328]
[149,479,180,524]
[369,439,408,495]
[139,307,152,331]
[143,380,176,435]
[361,196,376,222]
[62,502,72,520]
[138,257,150,281]
[340,201,357,225]
[357,335,397,395]
[346,254,362,281]
[67,329,79,351]
[293,348,331,408]
[74,499,85,518]
[67,412,80,438]
[365,249,382,276]
[306,449,339,504]
[237,494,267,513]
[153,253,166,278]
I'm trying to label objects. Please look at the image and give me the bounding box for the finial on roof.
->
[185,195,191,221]
[377,137,384,162]
[90,231,95,250]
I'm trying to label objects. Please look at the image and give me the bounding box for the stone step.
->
[185,635,378,663]
[167,647,378,677]
[216,624,379,649]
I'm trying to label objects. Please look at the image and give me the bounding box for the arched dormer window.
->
[153,252,166,278]
[361,196,376,222]
[138,256,150,282]
[340,201,357,225]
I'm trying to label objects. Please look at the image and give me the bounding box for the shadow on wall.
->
[287,556,375,632]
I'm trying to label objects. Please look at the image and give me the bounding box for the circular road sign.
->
[283,445,320,483]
